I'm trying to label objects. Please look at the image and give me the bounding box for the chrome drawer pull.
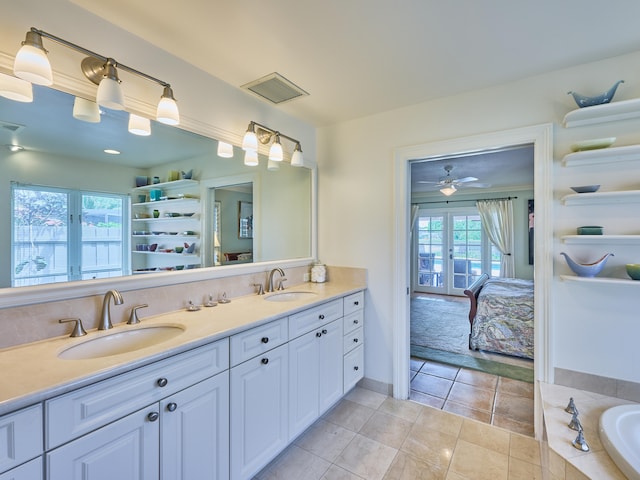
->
[157,378,168,387]
[261,337,269,344]
[147,412,159,422]
[261,358,269,365]
[167,402,177,412]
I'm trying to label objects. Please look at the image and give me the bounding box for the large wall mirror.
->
[0,85,313,293]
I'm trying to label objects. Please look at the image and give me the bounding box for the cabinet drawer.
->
[45,339,229,449]
[343,345,364,392]
[0,457,42,480]
[342,311,363,335]
[343,291,364,316]
[0,404,42,475]
[289,299,343,339]
[230,317,288,367]
[343,327,363,354]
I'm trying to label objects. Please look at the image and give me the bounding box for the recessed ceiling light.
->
[104,149,120,155]
[4,144,24,152]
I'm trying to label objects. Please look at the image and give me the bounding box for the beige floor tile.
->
[335,434,398,480]
[448,439,509,480]
[447,382,495,412]
[415,405,464,437]
[294,419,356,462]
[509,432,541,465]
[459,418,510,455]
[359,411,413,449]
[491,415,534,438]
[564,462,591,480]
[401,423,457,468]
[443,400,491,424]
[411,373,453,398]
[508,457,543,480]
[497,377,534,399]
[409,390,445,409]
[382,450,447,480]
[455,368,498,390]
[420,361,459,380]
[324,399,376,432]
[410,358,424,372]
[345,387,388,410]
[256,444,331,480]
[444,473,468,480]
[378,397,423,423]
[321,464,365,480]
[494,392,534,424]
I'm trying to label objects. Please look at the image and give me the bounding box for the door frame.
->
[393,124,553,439]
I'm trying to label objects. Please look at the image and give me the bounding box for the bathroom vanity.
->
[0,282,365,480]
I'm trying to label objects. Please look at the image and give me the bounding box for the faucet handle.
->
[253,283,265,295]
[277,278,287,291]
[128,304,148,325]
[59,318,87,337]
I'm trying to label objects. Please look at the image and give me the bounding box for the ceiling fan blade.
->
[454,176,479,183]
[460,182,492,188]
[417,180,440,184]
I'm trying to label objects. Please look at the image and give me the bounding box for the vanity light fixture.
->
[217,141,234,158]
[72,97,100,123]
[267,159,280,171]
[12,27,180,124]
[440,185,457,196]
[128,113,151,136]
[244,149,259,166]
[241,121,304,167]
[0,72,33,102]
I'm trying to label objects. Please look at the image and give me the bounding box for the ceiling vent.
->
[0,120,25,133]
[241,72,309,105]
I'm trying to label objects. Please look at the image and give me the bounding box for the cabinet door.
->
[230,344,288,480]
[288,330,320,440]
[46,407,159,480]
[0,457,42,480]
[344,345,364,393]
[318,319,343,414]
[0,404,42,475]
[160,372,229,480]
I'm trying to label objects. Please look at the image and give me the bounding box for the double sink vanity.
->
[0,279,366,480]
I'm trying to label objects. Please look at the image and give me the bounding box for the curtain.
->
[476,199,515,277]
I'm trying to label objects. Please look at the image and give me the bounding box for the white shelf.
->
[132,179,198,191]
[560,274,640,285]
[133,198,199,207]
[132,216,199,223]
[561,189,640,205]
[132,252,199,258]
[132,234,199,239]
[562,144,640,167]
[563,98,640,128]
[561,235,640,245]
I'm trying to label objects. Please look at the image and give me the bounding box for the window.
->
[12,184,128,287]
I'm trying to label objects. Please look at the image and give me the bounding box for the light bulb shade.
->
[128,113,151,136]
[13,31,53,86]
[0,73,33,102]
[156,86,179,125]
[440,185,457,196]
[96,77,125,110]
[217,141,234,158]
[267,159,280,171]
[291,144,304,167]
[269,138,283,162]
[242,129,258,151]
[72,97,100,123]
[244,149,259,166]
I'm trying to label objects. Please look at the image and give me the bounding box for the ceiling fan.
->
[418,165,490,196]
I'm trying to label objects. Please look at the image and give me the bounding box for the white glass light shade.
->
[0,73,33,102]
[267,159,280,171]
[269,140,283,162]
[128,114,151,136]
[14,44,53,86]
[244,149,259,166]
[156,95,180,125]
[217,141,234,158]
[440,185,457,196]
[72,97,100,123]
[242,130,258,151]
[96,77,125,110]
[291,146,304,167]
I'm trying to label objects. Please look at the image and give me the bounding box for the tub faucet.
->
[267,268,285,293]
[99,289,124,330]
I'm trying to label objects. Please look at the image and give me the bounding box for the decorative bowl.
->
[174,246,184,254]
[570,137,615,152]
[560,252,614,277]
[577,226,603,235]
[571,185,600,193]
[626,264,640,280]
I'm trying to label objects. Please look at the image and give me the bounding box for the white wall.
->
[318,50,640,386]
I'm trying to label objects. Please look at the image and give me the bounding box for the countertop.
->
[0,281,366,416]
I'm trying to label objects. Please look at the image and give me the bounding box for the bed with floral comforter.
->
[464,275,534,359]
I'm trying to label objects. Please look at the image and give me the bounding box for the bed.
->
[463,274,534,359]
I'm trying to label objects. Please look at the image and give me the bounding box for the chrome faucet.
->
[99,289,124,330]
[266,268,285,293]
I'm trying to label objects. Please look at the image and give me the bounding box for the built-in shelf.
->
[132,216,199,223]
[562,144,640,167]
[132,251,199,258]
[563,98,640,128]
[133,198,199,207]
[561,234,640,245]
[560,274,639,285]
[132,179,198,191]
[561,190,640,205]
[132,234,199,239]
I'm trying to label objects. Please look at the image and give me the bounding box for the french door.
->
[414,208,499,295]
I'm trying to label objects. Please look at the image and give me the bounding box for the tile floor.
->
[255,386,542,480]
[410,358,535,438]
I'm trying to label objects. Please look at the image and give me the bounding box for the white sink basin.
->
[264,291,318,302]
[599,404,640,480]
[58,325,185,360]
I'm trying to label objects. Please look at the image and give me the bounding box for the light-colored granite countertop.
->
[540,381,637,479]
[0,281,365,416]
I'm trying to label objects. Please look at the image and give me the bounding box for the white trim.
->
[393,124,553,439]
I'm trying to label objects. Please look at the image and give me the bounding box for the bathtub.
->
[599,404,640,480]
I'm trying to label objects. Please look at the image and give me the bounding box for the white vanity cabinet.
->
[343,291,365,392]
[0,458,42,480]
[0,404,42,479]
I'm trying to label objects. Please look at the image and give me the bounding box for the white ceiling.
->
[69,0,640,127]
